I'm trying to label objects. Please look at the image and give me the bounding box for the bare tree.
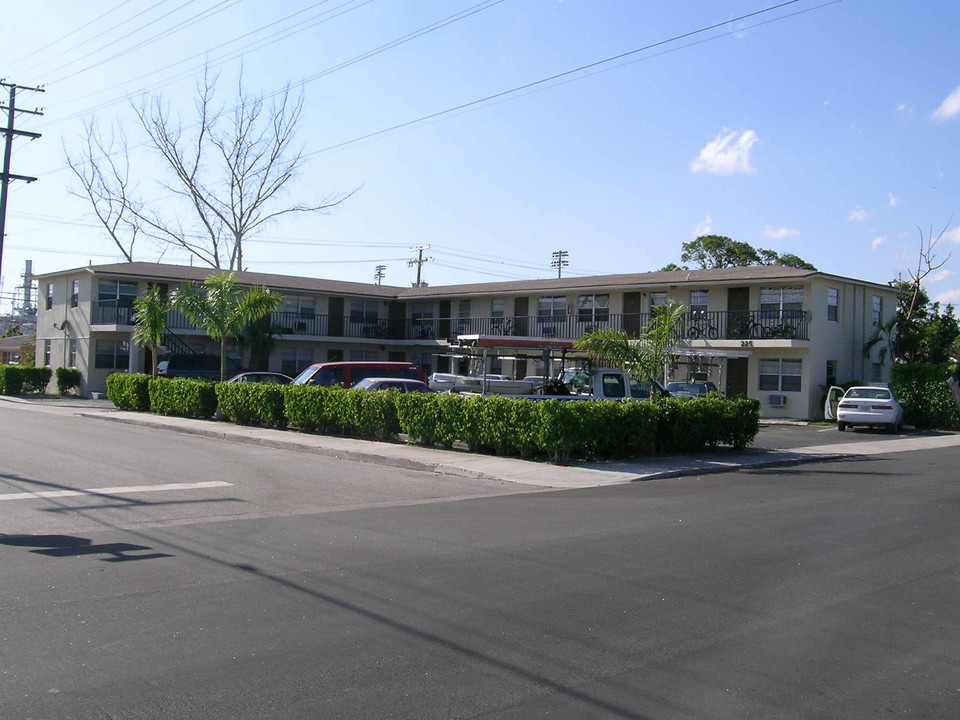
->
[64,120,140,262]
[898,218,952,324]
[68,67,353,270]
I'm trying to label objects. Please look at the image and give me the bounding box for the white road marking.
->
[0,481,233,502]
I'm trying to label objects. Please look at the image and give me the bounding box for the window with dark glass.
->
[537,296,566,323]
[872,295,882,325]
[70,280,79,308]
[759,358,802,392]
[827,288,838,322]
[760,286,803,320]
[350,298,378,323]
[94,340,129,370]
[46,283,54,310]
[578,294,609,322]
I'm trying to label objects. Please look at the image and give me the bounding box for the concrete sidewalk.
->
[7,395,958,490]
[80,407,960,490]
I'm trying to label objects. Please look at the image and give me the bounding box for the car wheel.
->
[837,422,846,432]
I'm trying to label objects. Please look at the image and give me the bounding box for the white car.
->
[837,386,904,433]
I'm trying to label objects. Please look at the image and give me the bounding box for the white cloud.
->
[848,206,872,223]
[888,191,899,207]
[928,269,955,284]
[942,227,960,245]
[690,129,758,174]
[692,215,713,238]
[871,236,886,251]
[763,226,799,240]
[934,288,960,304]
[931,86,960,121]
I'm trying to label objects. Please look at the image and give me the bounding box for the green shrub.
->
[18,367,52,394]
[284,385,328,432]
[396,391,443,445]
[0,366,24,395]
[892,362,960,430]
[216,382,287,428]
[537,400,585,464]
[106,373,152,411]
[56,367,82,395]
[149,378,218,419]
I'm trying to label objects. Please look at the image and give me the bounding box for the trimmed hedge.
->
[56,367,82,395]
[0,366,52,395]
[149,377,218,419]
[106,376,763,462]
[216,382,287,428]
[106,373,152,411]
[891,362,960,430]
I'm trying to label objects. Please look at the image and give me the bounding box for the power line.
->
[306,0,832,157]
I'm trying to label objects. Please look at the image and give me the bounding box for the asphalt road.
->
[2,402,958,719]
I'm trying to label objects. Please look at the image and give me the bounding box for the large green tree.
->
[131,285,169,378]
[679,234,817,271]
[171,272,283,380]
[573,300,686,384]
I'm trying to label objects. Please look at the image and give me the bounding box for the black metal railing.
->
[93,302,810,342]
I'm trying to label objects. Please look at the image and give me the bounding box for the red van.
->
[290,361,427,388]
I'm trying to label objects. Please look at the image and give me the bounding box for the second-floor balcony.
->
[93,301,810,343]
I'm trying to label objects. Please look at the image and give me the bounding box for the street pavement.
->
[6,394,960,488]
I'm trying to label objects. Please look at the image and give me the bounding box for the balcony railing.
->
[93,301,810,342]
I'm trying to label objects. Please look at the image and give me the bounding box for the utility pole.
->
[551,249,569,279]
[408,245,431,287]
[0,81,44,286]
[374,264,386,286]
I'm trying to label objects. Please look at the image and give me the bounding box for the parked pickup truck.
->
[442,367,668,401]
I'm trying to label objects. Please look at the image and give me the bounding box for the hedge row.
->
[108,374,761,462]
[0,366,53,395]
[891,362,960,430]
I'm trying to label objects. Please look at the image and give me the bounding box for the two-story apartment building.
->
[34,261,898,420]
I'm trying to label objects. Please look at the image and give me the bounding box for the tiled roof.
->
[35,261,891,298]
[396,265,819,297]
[37,262,404,298]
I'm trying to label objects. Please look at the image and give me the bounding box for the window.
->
[871,362,883,383]
[46,283,54,310]
[649,292,667,309]
[281,347,313,376]
[491,299,505,319]
[98,280,138,323]
[489,356,503,375]
[459,300,471,319]
[43,340,51,366]
[759,358,802,392]
[537,296,566,323]
[827,288,838,322]
[70,280,79,308]
[349,350,379,362]
[826,360,837,388]
[284,295,315,317]
[689,290,709,316]
[350,299,378,323]
[410,352,432,377]
[578,294,610,322]
[760,286,803,320]
[94,340,129,370]
[411,301,434,322]
[872,295,882,325]
[69,339,78,368]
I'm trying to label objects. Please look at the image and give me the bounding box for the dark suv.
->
[160,354,241,380]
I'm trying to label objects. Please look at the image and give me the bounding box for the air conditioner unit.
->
[768,394,788,407]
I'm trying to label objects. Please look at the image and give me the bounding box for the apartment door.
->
[438,300,451,339]
[623,292,642,336]
[328,297,344,337]
[727,287,750,339]
[514,297,528,336]
[388,301,406,339]
[726,357,749,398]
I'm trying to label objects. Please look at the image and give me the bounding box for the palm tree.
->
[171,272,283,380]
[131,285,169,378]
[574,300,685,384]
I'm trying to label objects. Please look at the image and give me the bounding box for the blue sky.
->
[2,0,958,313]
